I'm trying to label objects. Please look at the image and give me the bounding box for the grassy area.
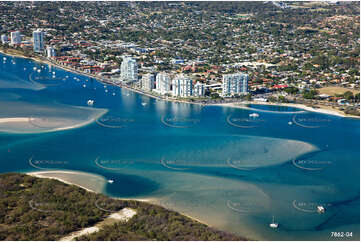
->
[318,86,360,96]
[0,173,245,241]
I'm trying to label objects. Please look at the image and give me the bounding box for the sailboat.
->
[269,216,278,229]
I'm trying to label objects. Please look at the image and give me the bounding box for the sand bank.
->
[26,170,107,193]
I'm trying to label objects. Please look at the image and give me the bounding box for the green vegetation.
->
[0,173,245,241]
[303,89,319,99]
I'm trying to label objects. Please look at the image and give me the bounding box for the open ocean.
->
[0,53,359,240]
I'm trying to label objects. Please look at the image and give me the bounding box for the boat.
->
[269,216,278,229]
[317,206,325,213]
[141,102,147,106]
[87,99,94,106]
[108,179,114,184]
[249,113,259,118]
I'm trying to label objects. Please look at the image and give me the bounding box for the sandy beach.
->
[26,170,107,193]
[213,101,360,119]
[0,117,29,123]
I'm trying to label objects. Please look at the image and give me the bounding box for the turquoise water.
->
[0,53,359,240]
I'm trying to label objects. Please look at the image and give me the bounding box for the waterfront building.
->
[120,56,138,82]
[193,82,205,97]
[222,73,248,96]
[10,31,21,45]
[33,29,45,52]
[46,46,56,58]
[155,72,170,95]
[1,34,8,44]
[141,73,155,91]
[172,74,193,97]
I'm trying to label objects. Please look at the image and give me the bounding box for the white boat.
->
[269,216,278,229]
[317,206,325,213]
[249,113,259,118]
[87,99,94,106]
[52,71,56,75]
[3,57,6,60]
[141,102,147,106]
[33,67,37,70]
[108,179,114,184]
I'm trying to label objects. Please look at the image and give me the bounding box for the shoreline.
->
[213,101,360,119]
[0,50,358,119]
[25,170,210,228]
[26,170,105,193]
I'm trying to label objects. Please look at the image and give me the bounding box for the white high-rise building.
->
[1,34,8,44]
[193,82,205,97]
[155,72,170,95]
[46,46,56,58]
[222,73,248,96]
[33,30,45,52]
[10,31,21,45]
[172,74,193,97]
[120,57,138,82]
[141,73,155,91]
